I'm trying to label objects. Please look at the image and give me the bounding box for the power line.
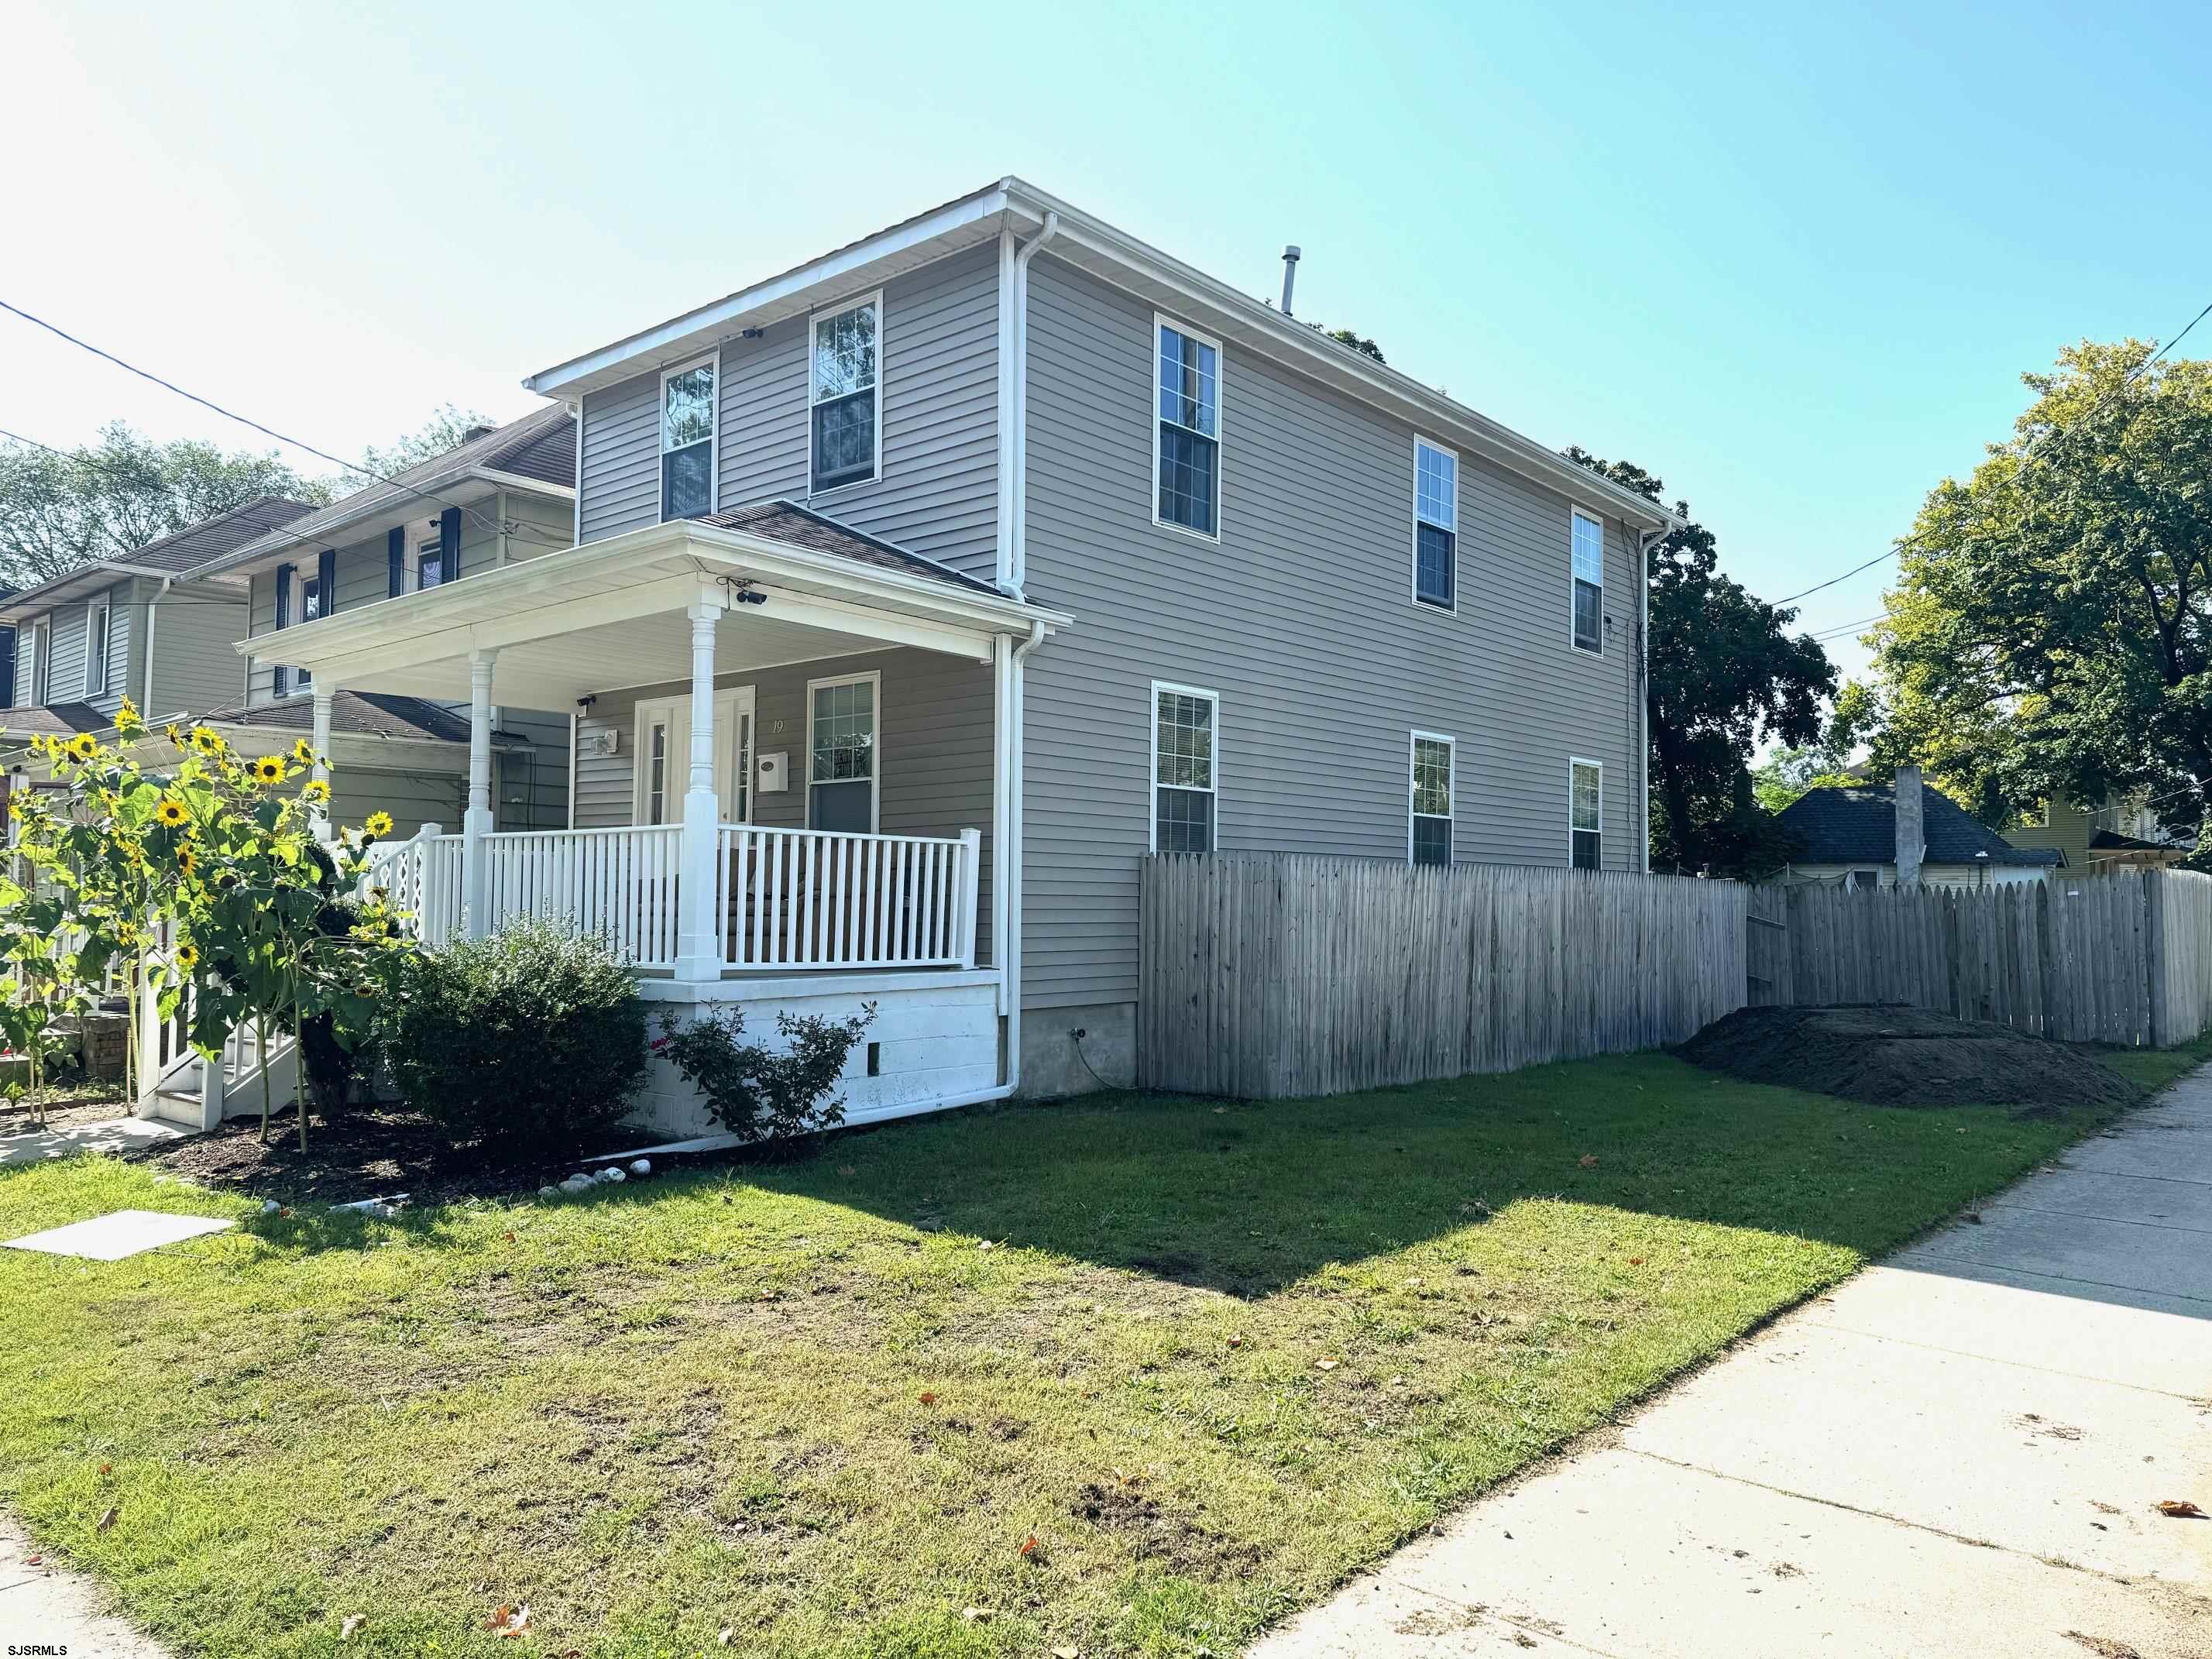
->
[1773,293,2212,608]
[0,301,568,555]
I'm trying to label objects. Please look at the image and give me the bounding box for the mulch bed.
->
[136,1106,655,1207]
[0,1085,133,1138]
[1676,1002,2141,1112]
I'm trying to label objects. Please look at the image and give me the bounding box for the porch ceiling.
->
[237,520,1070,711]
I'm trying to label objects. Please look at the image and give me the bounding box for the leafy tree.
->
[0,424,331,588]
[1322,328,1386,364]
[1565,448,1837,874]
[1870,340,2212,848]
[339,403,495,495]
[1752,679,1881,810]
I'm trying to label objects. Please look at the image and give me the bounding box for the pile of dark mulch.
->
[1676,1003,2142,1111]
[138,1106,651,1207]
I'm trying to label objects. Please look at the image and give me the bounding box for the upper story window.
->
[84,599,110,696]
[1152,682,1218,852]
[660,356,716,520]
[1571,508,1605,654]
[1413,438,1458,609]
[1570,757,1602,869]
[417,534,445,589]
[28,617,50,704]
[1410,733,1454,865]
[810,296,881,493]
[1155,318,1221,538]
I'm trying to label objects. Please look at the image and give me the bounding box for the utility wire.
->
[1772,294,2212,608]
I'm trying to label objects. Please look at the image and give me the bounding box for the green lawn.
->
[2,1043,2201,1659]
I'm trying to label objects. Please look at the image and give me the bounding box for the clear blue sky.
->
[5,0,2204,685]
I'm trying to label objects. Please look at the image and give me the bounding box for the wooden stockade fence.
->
[1139,854,1746,1099]
[1747,869,2212,1048]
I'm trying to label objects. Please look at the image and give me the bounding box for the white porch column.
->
[462,650,497,939]
[675,602,723,981]
[308,685,334,842]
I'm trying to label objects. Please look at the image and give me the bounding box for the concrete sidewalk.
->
[0,1515,167,1658]
[1256,1070,2212,1658]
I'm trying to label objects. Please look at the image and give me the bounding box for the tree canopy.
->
[1565,448,1837,873]
[1321,327,1385,364]
[339,402,495,493]
[1870,341,2212,844]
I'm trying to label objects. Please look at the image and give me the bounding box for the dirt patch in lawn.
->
[135,1105,645,1207]
[0,1084,132,1137]
[1677,1003,2142,1111]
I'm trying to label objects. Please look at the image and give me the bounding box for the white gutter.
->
[141,575,174,711]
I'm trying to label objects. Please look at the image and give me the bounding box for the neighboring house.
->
[1774,772,2062,888]
[0,494,316,759]
[180,407,579,836]
[2005,792,2194,871]
[0,599,15,706]
[232,177,1678,1128]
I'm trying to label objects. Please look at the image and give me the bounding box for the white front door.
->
[633,686,755,825]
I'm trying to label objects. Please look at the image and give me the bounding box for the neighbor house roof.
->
[0,703,109,741]
[2089,828,2187,854]
[698,500,1001,595]
[521,178,1681,537]
[186,404,577,582]
[0,496,318,623]
[1777,782,2063,867]
[198,690,521,747]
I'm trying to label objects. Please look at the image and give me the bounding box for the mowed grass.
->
[2,1043,2200,1659]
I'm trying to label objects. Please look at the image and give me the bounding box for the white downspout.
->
[1005,211,1060,601]
[1638,527,1660,874]
[141,575,173,713]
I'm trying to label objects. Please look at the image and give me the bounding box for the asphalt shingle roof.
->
[698,500,1000,594]
[0,704,109,740]
[1776,781,2063,867]
[198,690,519,747]
[128,496,320,572]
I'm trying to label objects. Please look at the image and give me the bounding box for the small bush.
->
[383,920,647,1157]
[654,1001,874,1145]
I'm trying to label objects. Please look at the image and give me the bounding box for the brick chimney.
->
[1894,765,1925,886]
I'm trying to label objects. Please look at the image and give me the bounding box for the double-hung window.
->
[1151,682,1218,852]
[1155,318,1221,537]
[1570,758,1602,869]
[660,356,716,520]
[28,617,50,703]
[1410,733,1454,865]
[1413,439,1457,609]
[810,295,880,493]
[417,534,445,589]
[807,672,878,832]
[84,599,110,696]
[1571,508,1605,654]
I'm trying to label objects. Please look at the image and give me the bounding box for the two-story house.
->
[0,495,317,793]
[246,178,1676,1132]
[183,407,580,836]
[2007,792,2195,870]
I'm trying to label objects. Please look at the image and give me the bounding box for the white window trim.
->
[806,290,884,500]
[1151,312,1225,544]
[1568,755,1604,867]
[658,350,720,524]
[1148,678,1221,853]
[805,668,882,833]
[1570,505,1606,658]
[1408,729,1455,864]
[1410,436,1458,614]
[83,597,110,697]
[26,617,50,705]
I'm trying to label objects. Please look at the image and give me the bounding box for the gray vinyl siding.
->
[1018,253,1645,1012]
[572,645,994,960]
[334,768,465,843]
[493,710,570,832]
[577,244,999,579]
[143,579,252,721]
[43,604,88,706]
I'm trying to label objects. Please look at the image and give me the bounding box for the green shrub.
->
[383,920,647,1157]
[654,1001,873,1145]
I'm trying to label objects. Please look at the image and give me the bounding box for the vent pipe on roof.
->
[1894,765,1925,887]
[1279,245,1301,317]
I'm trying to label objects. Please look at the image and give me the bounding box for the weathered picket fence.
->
[1747,869,2212,1047]
[1139,854,1745,1098]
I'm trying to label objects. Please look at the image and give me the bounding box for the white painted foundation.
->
[631,969,1003,1138]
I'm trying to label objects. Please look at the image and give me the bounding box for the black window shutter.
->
[387,527,404,597]
[441,507,462,582]
[273,562,292,697]
[318,548,338,615]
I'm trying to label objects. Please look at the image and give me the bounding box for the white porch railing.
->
[479,823,685,967]
[719,824,980,971]
[362,827,465,949]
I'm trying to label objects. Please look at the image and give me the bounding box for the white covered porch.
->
[255,513,1066,991]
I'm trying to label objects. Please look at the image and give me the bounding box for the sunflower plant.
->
[0,701,408,1149]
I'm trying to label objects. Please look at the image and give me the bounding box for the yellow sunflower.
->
[156,795,190,828]
[191,726,224,756]
[176,845,198,876]
[115,696,143,737]
[363,810,395,838]
[302,778,331,805]
[175,941,200,970]
[64,735,97,763]
[164,723,184,745]
[292,737,315,765]
[252,755,287,787]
